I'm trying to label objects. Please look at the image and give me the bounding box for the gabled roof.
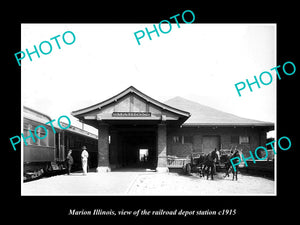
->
[164,96,274,127]
[71,86,274,129]
[72,86,191,118]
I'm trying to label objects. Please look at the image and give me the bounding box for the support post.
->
[97,124,111,172]
[156,123,169,173]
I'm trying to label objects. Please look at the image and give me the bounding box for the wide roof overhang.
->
[71,86,191,129]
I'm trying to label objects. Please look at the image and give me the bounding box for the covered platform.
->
[71,86,190,172]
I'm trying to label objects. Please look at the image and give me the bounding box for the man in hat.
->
[66,149,73,175]
[81,146,89,175]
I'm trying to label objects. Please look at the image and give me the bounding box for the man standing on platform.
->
[81,146,89,175]
[66,149,73,175]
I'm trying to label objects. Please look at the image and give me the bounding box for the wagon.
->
[167,153,203,175]
[167,155,189,170]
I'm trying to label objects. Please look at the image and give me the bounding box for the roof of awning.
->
[71,86,191,128]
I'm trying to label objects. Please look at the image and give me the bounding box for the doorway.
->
[139,149,149,166]
[110,126,157,169]
[202,135,220,154]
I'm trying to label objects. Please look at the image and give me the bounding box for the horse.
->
[202,149,220,180]
[193,153,206,177]
[223,150,242,181]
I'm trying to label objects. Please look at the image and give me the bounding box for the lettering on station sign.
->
[112,112,151,117]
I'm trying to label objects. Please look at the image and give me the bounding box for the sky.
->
[21,23,276,136]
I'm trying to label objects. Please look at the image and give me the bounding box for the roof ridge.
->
[164,96,274,126]
[71,86,190,118]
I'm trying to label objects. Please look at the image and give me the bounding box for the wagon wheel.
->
[185,164,192,175]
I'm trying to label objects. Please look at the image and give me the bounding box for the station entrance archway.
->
[71,86,190,172]
[109,125,157,170]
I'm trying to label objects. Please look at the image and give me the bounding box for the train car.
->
[57,122,98,172]
[23,106,59,181]
[23,106,98,182]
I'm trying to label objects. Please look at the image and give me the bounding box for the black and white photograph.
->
[5,5,298,223]
[20,23,276,196]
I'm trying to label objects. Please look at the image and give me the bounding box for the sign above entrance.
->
[71,86,191,127]
[112,112,151,117]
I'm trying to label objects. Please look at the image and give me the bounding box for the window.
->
[173,136,193,144]
[173,136,181,143]
[231,135,249,144]
[38,127,49,146]
[26,125,49,146]
[239,136,249,144]
[23,123,36,145]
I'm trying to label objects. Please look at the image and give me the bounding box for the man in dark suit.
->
[66,150,74,175]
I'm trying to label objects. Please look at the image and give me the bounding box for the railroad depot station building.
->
[71,86,274,172]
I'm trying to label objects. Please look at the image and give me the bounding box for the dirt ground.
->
[22,170,275,195]
[127,172,275,195]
